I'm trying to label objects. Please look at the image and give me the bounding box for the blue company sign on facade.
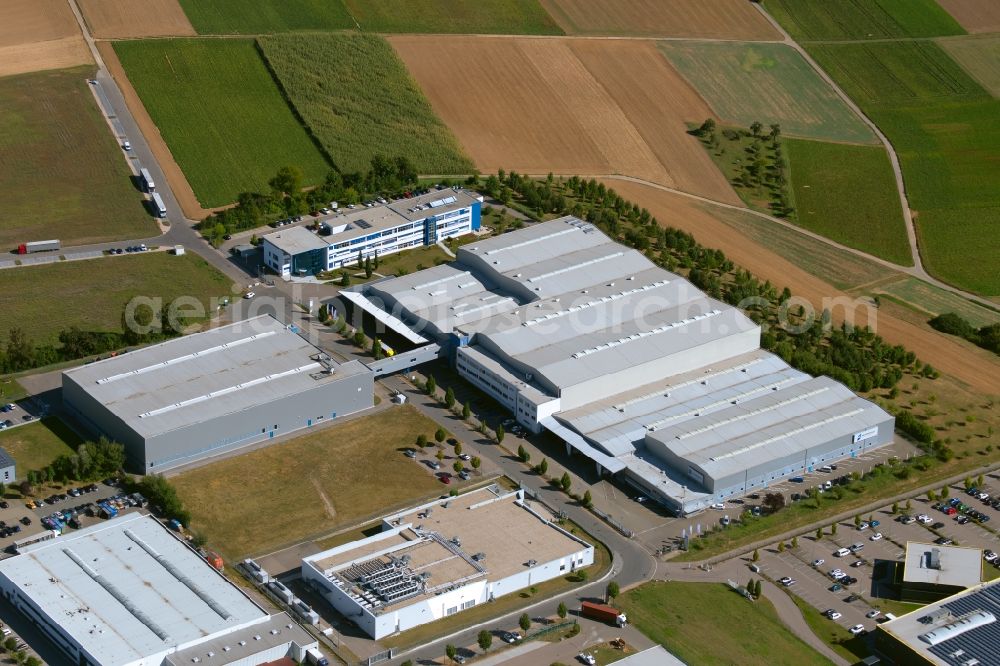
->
[853,426,879,444]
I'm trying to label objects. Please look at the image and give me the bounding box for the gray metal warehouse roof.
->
[63,316,368,438]
[0,513,267,666]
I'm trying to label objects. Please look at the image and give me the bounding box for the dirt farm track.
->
[0,0,92,78]
[604,178,1000,397]
[77,0,196,39]
[391,36,741,206]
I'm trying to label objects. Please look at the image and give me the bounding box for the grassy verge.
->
[378,518,611,650]
[259,34,473,175]
[0,380,27,403]
[321,243,453,285]
[172,405,458,560]
[0,418,81,473]
[177,0,353,34]
[114,39,330,207]
[618,581,832,665]
[0,66,153,248]
[0,252,232,346]
[787,591,869,663]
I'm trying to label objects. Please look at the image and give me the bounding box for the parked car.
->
[577,654,596,666]
[984,550,998,563]
[849,624,866,635]
[866,610,881,619]
[917,514,932,524]
[830,583,843,592]
[404,449,417,458]
[813,558,825,567]
[835,547,851,557]
[779,576,795,587]
[870,532,883,541]
[500,631,521,644]
[935,537,953,545]
[824,610,842,620]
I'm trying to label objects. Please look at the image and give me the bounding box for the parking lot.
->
[0,401,38,431]
[752,473,1000,637]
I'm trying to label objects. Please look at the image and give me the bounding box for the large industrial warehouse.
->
[302,486,594,638]
[63,315,373,473]
[345,217,894,514]
[0,513,322,666]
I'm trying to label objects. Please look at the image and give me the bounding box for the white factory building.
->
[302,486,593,639]
[0,513,323,666]
[345,217,895,514]
[262,188,483,278]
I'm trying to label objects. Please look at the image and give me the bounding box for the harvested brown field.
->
[95,40,209,220]
[0,0,91,77]
[539,0,780,39]
[391,36,740,205]
[78,0,195,39]
[936,0,1000,34]
[601,177,1000,396]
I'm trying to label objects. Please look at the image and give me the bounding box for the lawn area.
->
[940,35,1000,98]
[171,405,452,559]
[322,243,454,285]
[875,276,1000,328]
[617,581,832,666]
[345,0,562,35]
[808,40,1000,296]
[0,67,154,249]
[658,41,875,144]
[785,138,911,265]
[0,253,232,346]
[177,0,353,34]
[258,34,472,175]
[114,39,330,207]
[0,418,81,474]
[787,591,869,663]
[764,0,965,41]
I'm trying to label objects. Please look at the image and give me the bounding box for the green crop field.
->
[0,253,232,346]
[114,39,330,207]
[940,35,1000,98]
[785,138,910,265]
[344,0,562,35]
[0,67,154,249]
[808,41,1000,296]
[764,0,964,41]
[259,34,473,175]
[178,0,353,34]
[877,276,1000,328]
[659,42,875,144]
[618,582,831,666]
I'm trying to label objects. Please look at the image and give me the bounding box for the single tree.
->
[445,645,457,663]
[927,490,937,502]
[373,249,379,268]
[445,387,456,409]
[517,444,528,462]
[454,441,463,456]
[519,613,531,632]
[496,424,505,444]
[453,460,464,474]
[539,458,549,475]
[778,541,786,553]
[560,472,572,493]
[435,427,446,444]
[477,630,492,653]
[416,434,427,449]
[941,486,950,499]
[583,489,593,508]
[357,249,363,267]
[750,120,763,137]
[791,536,799,549]
[364,255,372,279]
[754,579,763,598]
[462,401,472,420]
[978,474,985,488]
[340,271,351,287]
[372,337,383,360]
[3,637,16,652]
[557,602,568,619]
[436,449,445,462]
[25,658,40,666]
[906,499,913,512]
[606,581,620,602]
[426,374,437,395]
[854,514,862,527]
[471,456,481,471]
[891,501,899,514]
[964,477,973,490]
[831,523,838,535]
[815,527,823,540]
[752,548,760,562]
[576,569,589,582]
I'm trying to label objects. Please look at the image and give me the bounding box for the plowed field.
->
[78,0,195,38]
[0,0,91,77]
[936,0,1000,34]
[540,0,780,39]
[601,177,1000,396]
[390,36,740,205]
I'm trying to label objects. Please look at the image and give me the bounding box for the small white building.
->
[302,486,593,639]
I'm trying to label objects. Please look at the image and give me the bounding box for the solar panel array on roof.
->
[927,584,1000,664]
[355,219,372,229]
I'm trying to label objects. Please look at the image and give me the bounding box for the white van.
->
[835,547,851,557]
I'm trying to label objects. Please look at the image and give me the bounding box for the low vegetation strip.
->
[658,41,875,145]
[618,582,832,665]
[258,33,473,176]
[763,0,964,41]
[344,0,562,35]
[113,39,330,207]
[176,0,353,34]
[807,41,1000,296]
[0,67,153,248]
[170,406,449,559]
[784,138,910,266]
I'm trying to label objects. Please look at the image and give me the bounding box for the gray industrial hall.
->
[63,315,373,474]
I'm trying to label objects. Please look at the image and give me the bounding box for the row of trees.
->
[19,438,126,495]
[1,300,185,374]
[199,155,421,240]
[929,312,1000,355]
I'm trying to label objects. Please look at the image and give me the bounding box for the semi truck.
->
[151,192,167,218]
[581,601,628,627]
[16,239,60,254]
[140,167,155,193]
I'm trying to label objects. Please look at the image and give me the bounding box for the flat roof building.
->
[876,578,1000,665]
[898,542,983,603]
[613,645,687,666]
[0,513,321,666]
[346,217,894,514]
[63,315,373,473]
[262,188,483,277]
[302,486,593,639]
[0,446,14,484]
